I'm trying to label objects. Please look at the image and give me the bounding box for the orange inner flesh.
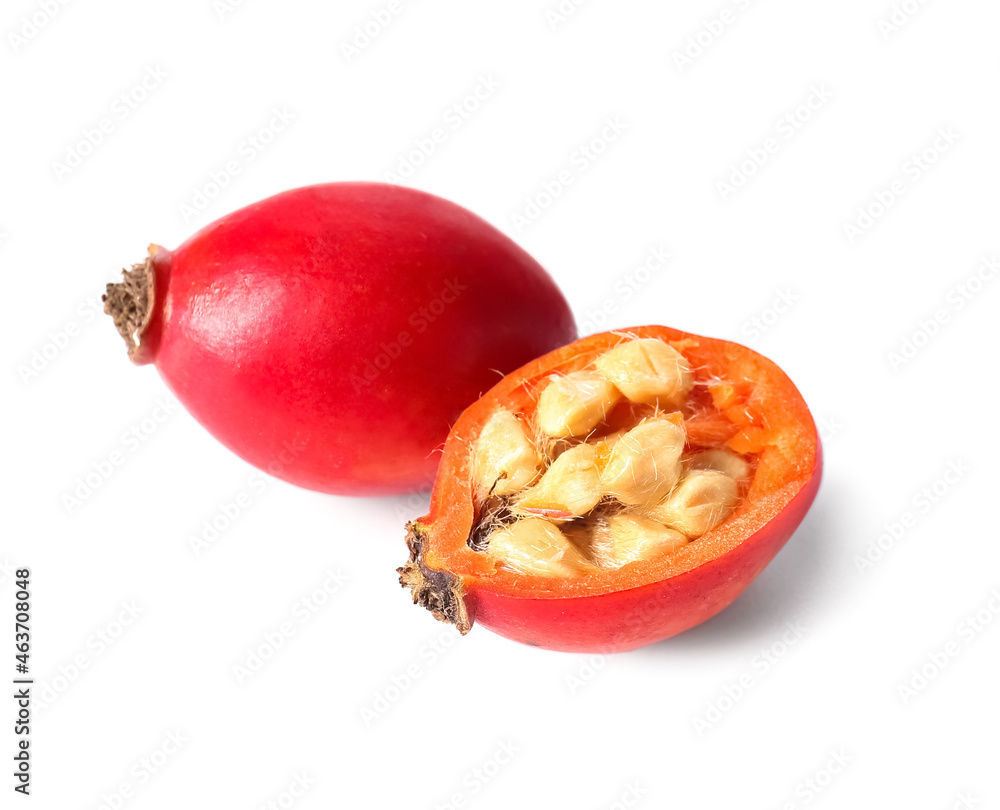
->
[421,327,817,599]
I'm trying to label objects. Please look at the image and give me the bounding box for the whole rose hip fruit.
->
[104,182,576,495]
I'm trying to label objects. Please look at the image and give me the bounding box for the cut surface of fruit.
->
[399,326,821,652]
[465,339,746,574]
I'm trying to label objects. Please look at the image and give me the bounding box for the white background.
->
[3,0,999,808]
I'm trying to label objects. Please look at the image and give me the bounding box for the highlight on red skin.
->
[399,326,821,653]
[104,183,577,496]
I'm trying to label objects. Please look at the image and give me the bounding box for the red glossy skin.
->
[469,442,822,652]
[135,183,576,495]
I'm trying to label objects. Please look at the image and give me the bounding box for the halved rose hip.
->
[398,326,821,652]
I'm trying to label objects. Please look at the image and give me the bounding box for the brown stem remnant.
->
[398,522,472,634]
[103,257,154,362]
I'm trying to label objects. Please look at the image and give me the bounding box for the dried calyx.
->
[470,337,754,578]
[103,257,155,362]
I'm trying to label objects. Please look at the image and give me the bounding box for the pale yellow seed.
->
[474,410,542,496]
[591,514,689,568]
[649,470,739,537]
[536,370,621,438]
[601,418,686,506]
[516,443,602,519]
[594,338,693,407]
[486,518,592,578]
[688,448,752,481]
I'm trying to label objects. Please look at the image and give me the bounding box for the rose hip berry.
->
[399,326,821,652]
[103,182,576,496]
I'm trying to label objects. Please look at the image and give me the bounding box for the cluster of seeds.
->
[471,338,753,578]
